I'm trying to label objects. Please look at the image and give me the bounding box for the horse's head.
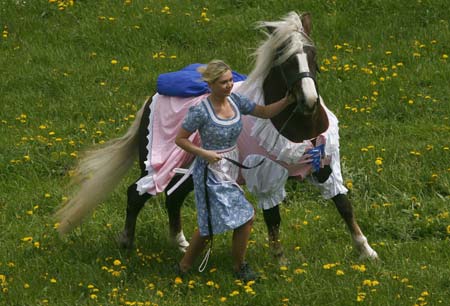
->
[241,12,328,142]
[243,12,320,117]
[270,12,320,116]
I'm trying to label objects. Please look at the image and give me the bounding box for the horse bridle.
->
[268,60,320,152]
[279,67,320,113]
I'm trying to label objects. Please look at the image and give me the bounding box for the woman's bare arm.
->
[250,95,294,119]
[175,128,221,163]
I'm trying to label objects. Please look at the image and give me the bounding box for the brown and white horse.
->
[56,12,378,262]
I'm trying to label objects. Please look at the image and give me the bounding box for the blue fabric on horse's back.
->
[157,63,247,97]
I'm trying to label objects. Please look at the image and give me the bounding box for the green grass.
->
[1,0,449,305]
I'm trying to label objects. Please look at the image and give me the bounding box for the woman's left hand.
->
[285,91,295,105]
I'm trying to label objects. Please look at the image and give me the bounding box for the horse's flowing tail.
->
[55,100,147,235]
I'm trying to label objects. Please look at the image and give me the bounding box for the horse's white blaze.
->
[297,53,318,109]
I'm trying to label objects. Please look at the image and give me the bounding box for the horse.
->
[55,12,378,263]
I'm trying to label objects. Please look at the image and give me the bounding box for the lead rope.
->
[198,164,213,272]
[198,156,265,273]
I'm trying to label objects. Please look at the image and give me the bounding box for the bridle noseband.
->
[279,59,320,113]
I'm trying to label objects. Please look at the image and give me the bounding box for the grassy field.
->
[1,0,449,305]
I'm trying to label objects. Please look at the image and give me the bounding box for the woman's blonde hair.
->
[197,60,231,84]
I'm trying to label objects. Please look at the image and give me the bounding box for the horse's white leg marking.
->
[297,53,318,109]
[352,234,379,260]
[172,230,189,253]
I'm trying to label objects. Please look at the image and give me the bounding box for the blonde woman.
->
[175,60,293,281]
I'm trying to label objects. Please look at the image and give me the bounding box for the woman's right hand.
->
[202,150,222,164]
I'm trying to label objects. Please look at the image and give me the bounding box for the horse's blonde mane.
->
[241,12,314,91]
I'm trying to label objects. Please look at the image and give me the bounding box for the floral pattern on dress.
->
[181,93,256,236]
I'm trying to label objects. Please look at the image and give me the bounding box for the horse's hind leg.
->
[118,97,153,249]
[332,194,378,260]
[263,205,289,265]
[117,183,151,249]
[165,176,194,253]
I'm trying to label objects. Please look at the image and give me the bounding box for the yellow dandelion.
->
[357,292,366,302]
[113,259,121,266]
[442,54,448,59]
[346,180,353,190]
[50,278,57,283]
[21,236,33,242]
[336,269,345,276]
[220,297,227,302]
[446,225,450,234]
[351,264,367,272]
[294,268,306,274]
[174,277,183,284]
[111,271,121,277]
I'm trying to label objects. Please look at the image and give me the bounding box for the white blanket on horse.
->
[136,81,347,208]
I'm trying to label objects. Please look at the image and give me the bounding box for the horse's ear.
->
[301,12,312,36]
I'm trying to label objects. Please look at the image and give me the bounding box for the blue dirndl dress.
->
[181,93,256,236]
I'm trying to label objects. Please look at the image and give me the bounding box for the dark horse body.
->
[56,12,378,262]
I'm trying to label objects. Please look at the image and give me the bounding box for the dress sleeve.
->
[231,93,256,115]
[181,103,207,132]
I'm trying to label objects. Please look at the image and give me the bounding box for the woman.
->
[175,60,293,281]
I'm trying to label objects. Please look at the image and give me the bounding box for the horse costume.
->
[56,12,378,262]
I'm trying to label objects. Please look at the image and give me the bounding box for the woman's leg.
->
[179,229,209,272]
[231,216,254,272]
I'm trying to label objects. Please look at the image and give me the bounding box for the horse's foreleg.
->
[332,194,378,260]
[165,176,194,253]
[263,206,289,265]
[117,183,151,249]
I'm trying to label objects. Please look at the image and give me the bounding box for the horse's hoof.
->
[270,242,290,266]
[116,232,134,250]
[171,230,189,253]
[359,249,379,261]
[275,253,290,266]
[353,235,379,261]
